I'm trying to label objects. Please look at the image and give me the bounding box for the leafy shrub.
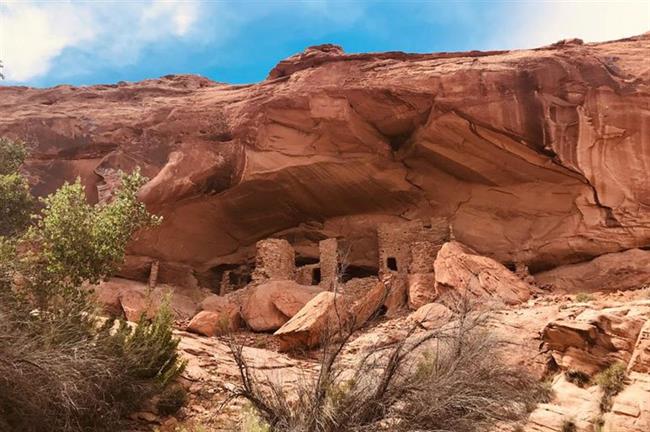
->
[0,138,34,237]
[24,170,160,305]
[595,363,627,412]
[0,138,183,431]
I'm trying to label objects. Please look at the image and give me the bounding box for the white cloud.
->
[496,1,650,49]
[0,0,201,82]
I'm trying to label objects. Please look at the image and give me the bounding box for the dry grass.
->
[0,298,184,432]
[227,299,548,432]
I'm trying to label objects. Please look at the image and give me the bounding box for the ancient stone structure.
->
[318,238,339,289]
[4,35,649,280]
[148,260,159,289]
[377,218,448,277]
[252,239,296,283]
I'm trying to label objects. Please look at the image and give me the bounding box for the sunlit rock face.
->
[0,34,648,279]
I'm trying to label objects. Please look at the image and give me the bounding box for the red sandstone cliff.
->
[0,35,648,283]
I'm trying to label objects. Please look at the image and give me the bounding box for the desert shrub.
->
[561,419,577,432]
[227,301,548,432]
[595,362,627,412]
[575,293,594,303]
[100,300,186,387]
[565,369,591,387]
[0,300,185,432]
[0,139,182,431]
[156,384,188,416]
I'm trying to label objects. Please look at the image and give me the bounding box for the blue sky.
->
[1,1,648,87]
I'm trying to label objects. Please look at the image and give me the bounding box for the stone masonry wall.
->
[252,239,296,283]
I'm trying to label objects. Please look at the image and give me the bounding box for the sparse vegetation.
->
[227,300,548,432]
[0,138,182,431]
[565,369,591,387]
[561,419,577,432]
[157,384,189,416]
[575,292,594,303]
[595,362,627,412]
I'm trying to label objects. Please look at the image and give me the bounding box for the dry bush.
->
[228,299,548,432]
[0,298,184,432]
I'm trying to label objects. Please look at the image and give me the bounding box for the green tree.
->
[25,169,160,305]
[0,138,34,236]
[0,137,185,431]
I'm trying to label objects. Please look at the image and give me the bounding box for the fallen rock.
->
[542,307,647,375]
[383,275,408,315]
[187,310,240,337]
[351,281,389,327]
[535,249,650,293]
[241,280,323,332]
[99,280,199,322]
[274,291,347,351]
[407,273,437,309]
[119,288,152,322]
[408,302,453,330]
[434,241,533,305]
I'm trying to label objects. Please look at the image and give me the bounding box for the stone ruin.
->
[209,218,450,307]
[377,217,449,278]
[250,237,340,289]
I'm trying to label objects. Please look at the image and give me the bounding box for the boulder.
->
[535,249,650,293]
[119,288,152,322]
[407,273,437,309]
[542,307,646,375]
[274,291,347,351]
[434,241,532,305]
[383,275,408,315]
[241,280,323,332]
[93,278,199,322]
[187,310,240,337]
[408,303,453,330]
[352,281,389,327]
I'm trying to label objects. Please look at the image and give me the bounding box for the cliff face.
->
[1,35,649,278]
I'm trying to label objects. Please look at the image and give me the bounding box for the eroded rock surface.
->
[2,35,649,281]
[434,241,534,305]
[240,280,322,331]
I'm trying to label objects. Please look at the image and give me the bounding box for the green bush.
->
[595,363,627,412]
[0,138,34,237]
[0,138,183,431]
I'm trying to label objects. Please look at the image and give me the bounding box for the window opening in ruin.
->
[312,268,322,285]
[341,265,379,283]
[296,256,320,266]
[387,257,398,271]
